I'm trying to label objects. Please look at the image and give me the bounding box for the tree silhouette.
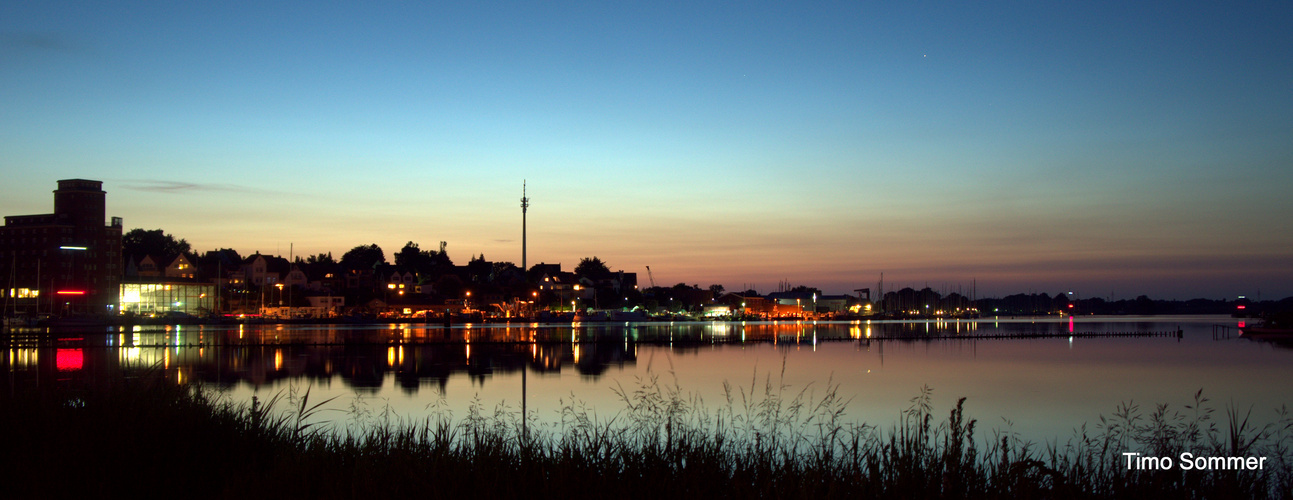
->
[194,248,241,282]
[394,241,454,279]
[340,244,385,271]
[122,228,191,265]
[305,252,336,266]
[467,254,493,283]
[434,274,464,299]
[575,257,611,280]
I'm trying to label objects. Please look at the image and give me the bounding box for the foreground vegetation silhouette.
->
[4,368,1292,499]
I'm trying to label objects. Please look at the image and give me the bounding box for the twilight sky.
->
[3,1,1291,299]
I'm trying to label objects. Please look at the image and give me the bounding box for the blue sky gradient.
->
[3,1,1291,299]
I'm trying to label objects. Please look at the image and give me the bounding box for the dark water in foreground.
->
[5,315,1288,443]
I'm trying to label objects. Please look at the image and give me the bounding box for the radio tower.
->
[521,181,529,277]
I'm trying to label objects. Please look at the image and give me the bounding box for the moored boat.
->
[1240,325,1293,338]
[1240,316,1293,339]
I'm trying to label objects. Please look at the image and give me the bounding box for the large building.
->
[1,179,123,316]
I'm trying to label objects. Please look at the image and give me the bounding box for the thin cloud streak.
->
[118,180,270,195]
[0,32,75,52]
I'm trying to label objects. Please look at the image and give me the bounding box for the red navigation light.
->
[1067,304,1074,309]
[56,290,86,295]
[1237,305,1247,310]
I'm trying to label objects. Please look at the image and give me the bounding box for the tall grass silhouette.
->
[3,367,1291,498]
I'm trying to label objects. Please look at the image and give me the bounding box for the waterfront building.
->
[717,293,772,316]
[538,268,593,307]
[118,281,215,317]
[284,263,309,289]
[164,254,197,280]
[593,271,638,294]
[306,296,345,310]
[766,291,852,314]
[0,179,123,315]
[241,253,288,287]
[133,255,162,278]
[120,254,214,317]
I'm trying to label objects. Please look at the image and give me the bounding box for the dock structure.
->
[861,329,1183,341]
[1212,324,1240,340]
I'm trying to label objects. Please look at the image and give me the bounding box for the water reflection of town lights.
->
[12,348,37,367]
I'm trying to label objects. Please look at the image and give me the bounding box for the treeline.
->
[122,227,1289,316]
[977,293,1293,316]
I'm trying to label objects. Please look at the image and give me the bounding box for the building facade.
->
[119,282,215,317]
[1,179,123,315]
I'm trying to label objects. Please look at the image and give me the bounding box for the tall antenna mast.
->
[521,180,529,277]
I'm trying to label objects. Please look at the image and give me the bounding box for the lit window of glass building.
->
[119,282,214,316]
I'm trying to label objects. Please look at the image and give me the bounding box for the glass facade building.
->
[119,282,214,316]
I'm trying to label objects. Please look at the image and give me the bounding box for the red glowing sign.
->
[56,349,84,371]
[1237,305,1246,310]
[56,290,86,296]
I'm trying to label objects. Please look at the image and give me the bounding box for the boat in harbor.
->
[1240,315,1293,339]
[1240,325,1293,339]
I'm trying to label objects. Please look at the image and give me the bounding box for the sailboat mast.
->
[4,254,13,320]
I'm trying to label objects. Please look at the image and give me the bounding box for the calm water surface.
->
[6,315,1288,443]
